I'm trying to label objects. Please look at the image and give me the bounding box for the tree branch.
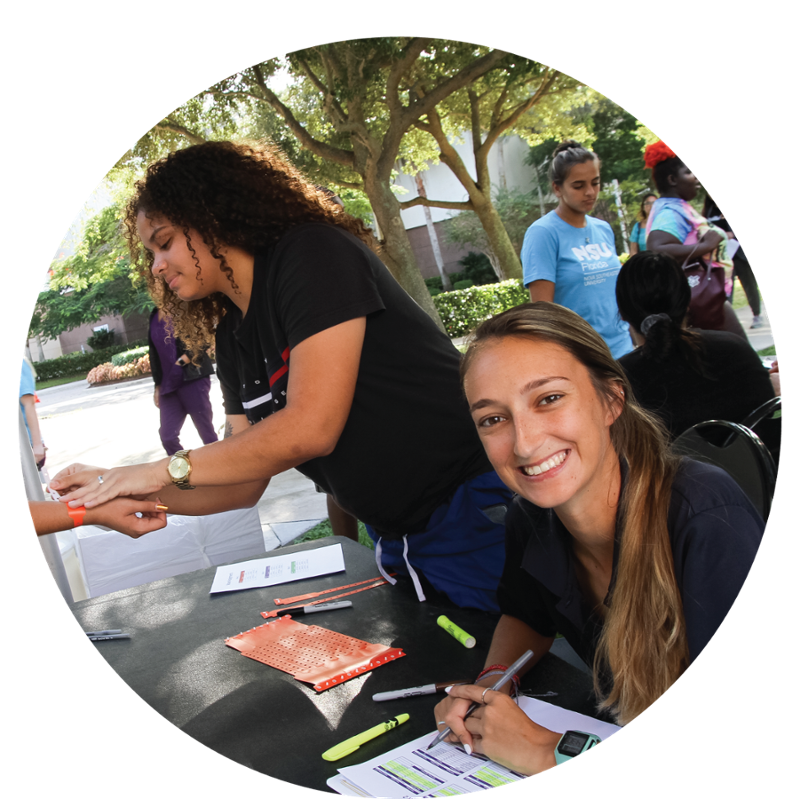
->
[295,53,349,126]
[385,38,430,118]
[401,49,508,129]
[468,89,482,154]
[399,196,473,211]
[248,64,356,169]
[412,101,483,203]
[152,120,207,145]
[479,69,560,157]
[333,179,364,191]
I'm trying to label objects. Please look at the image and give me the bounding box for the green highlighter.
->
[322,714,410,761]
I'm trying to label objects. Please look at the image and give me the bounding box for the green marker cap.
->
[437,615,476,648]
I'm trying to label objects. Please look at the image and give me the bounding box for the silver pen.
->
[373,680,468,702]
[89,633,131,641]
[427,649,534,750]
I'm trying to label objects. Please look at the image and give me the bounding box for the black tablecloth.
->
[70,536,598,792]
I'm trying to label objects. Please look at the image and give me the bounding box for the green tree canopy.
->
[29,203,151,341]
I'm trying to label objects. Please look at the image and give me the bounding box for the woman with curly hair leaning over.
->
[51,140,513,612]
[434,302,763,773]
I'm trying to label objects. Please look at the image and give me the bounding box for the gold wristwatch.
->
[167,449,195,490]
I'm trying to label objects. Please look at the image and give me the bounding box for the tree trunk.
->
[428,123,523,282]
[469,193,523,281]
[365,174,446,332]
[415,173,451,290]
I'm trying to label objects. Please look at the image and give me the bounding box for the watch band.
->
[554,730,601,765]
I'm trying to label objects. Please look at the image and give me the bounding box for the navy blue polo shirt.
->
[497,458,764,669]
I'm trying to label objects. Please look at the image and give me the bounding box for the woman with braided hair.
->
[615,250,774,440]
[51,140,513,612]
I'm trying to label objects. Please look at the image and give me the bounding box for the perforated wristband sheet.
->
[225,616,405,691]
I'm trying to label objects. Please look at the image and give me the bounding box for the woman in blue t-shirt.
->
[521,140,632,358]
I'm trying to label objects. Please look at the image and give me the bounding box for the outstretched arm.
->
[52,317,366,510]
[29,498,168,538]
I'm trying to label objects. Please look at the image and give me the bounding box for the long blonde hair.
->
[461,302,690,724]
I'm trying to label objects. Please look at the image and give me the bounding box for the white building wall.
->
[394,133,536,230]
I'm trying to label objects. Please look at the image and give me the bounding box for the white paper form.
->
[328,697,620,797]
[334,735,523,797]
[209,543,345,594]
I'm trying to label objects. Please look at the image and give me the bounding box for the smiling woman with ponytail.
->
[433,301,764,775]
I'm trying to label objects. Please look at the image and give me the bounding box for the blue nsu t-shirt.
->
[521,211,632,359]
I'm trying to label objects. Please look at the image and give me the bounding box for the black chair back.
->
[740,396,781,467]
[672,420,777,521]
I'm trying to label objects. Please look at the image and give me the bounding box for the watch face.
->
[558,731,590,757]
[169,457,190,480]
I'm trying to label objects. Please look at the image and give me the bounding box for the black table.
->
[69,536,598,792]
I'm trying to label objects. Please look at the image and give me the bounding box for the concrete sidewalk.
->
[736,303,774,355]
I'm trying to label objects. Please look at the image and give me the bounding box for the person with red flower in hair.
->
[644,141,746,337]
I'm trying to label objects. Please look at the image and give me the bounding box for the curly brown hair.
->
[124,140,376,352]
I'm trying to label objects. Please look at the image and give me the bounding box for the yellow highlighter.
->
[322,714,410,761]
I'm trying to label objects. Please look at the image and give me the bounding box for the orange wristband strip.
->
[67,506,87,528]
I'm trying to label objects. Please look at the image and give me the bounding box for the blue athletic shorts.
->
[365,470,512,612]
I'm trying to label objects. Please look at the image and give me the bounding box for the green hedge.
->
[433,279,528,338]
[111,346,150,367]
[34,340,147,381]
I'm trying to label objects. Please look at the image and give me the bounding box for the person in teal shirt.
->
[629,193,656,254]
[20,359,46,469]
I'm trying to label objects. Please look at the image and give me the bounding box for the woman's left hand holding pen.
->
[440,684,561,776]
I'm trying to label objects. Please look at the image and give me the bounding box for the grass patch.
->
[36,374,87,390]
[296,517,375,550]
[730,278,763,313]
[757,345,776,358]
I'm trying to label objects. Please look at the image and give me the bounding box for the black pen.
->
[85,629,122,637]
[274,600,353,617]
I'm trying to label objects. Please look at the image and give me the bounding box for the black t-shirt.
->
[619,330,774,439]
[497,459,764,669]
[214,223,491,538]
